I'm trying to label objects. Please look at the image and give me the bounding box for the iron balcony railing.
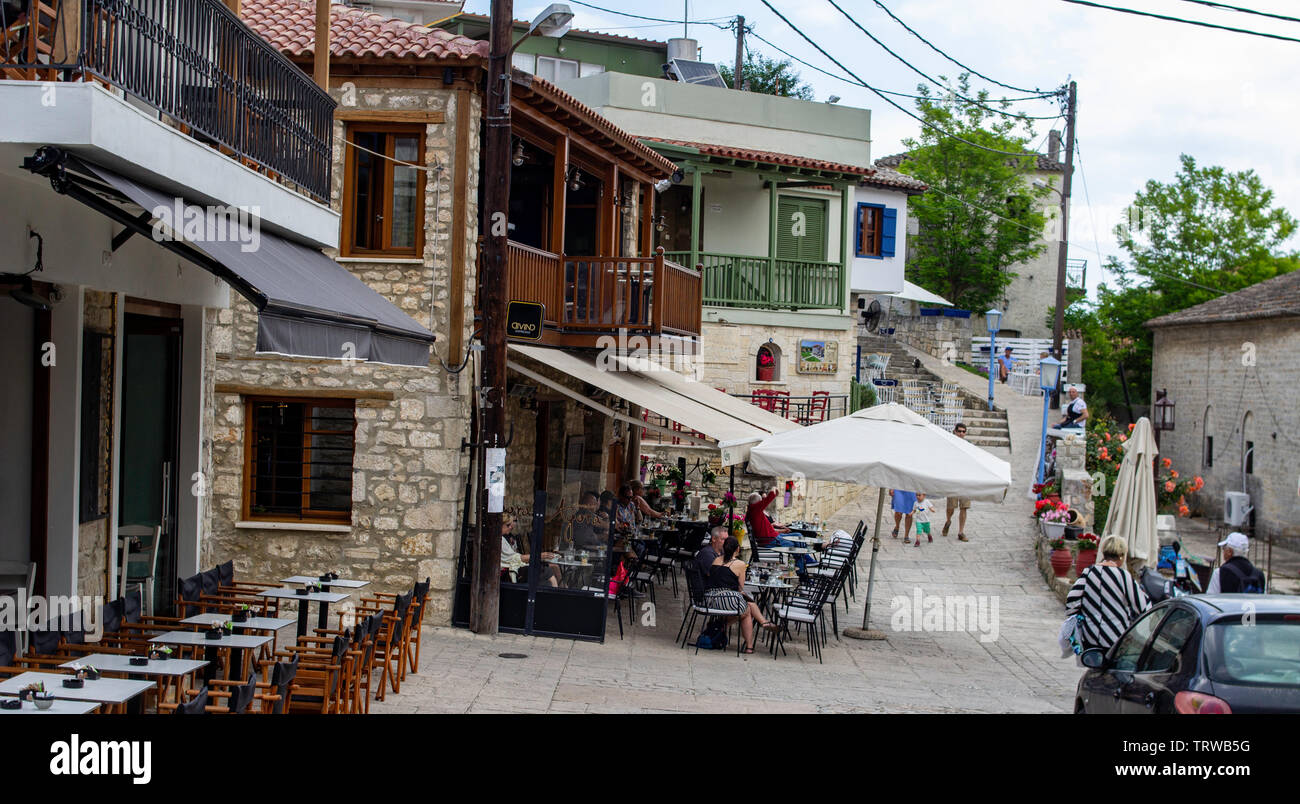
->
[2,0,334,201]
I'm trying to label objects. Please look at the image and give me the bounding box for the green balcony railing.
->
[664,251,843,311]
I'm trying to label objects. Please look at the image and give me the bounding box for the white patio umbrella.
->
[1103,417,1159,566]
[747,403,1012,636]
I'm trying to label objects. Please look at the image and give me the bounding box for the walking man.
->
[943,423,972,541]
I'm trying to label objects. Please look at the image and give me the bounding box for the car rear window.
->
[1204,620,1300,687]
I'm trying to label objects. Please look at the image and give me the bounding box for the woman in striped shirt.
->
[1064,535,1151,653]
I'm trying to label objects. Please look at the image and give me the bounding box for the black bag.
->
[702,618,728,650]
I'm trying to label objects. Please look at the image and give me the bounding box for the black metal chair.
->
[681,563,739,653]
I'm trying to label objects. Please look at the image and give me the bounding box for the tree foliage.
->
[718,51,814,100]
[895,74,1052,312]
[1071,154,1299,415]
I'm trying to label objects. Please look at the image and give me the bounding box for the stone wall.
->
[77,289,115,598]
[1150,319,1300,548]
[203,85,480,625]
[1055,431,1095,530]
[889,313,973,363]
[695,320,854,397]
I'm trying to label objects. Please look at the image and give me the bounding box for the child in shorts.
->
[911,493,937,546]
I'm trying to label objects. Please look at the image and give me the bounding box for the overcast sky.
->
[466,0,1300,300]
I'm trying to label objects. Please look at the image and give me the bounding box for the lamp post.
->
[471,0,575,635]
[1152,389,1175,450]
[985,308,1002,411]
[1036,356,1062,486]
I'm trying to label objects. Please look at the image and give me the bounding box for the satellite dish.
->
[664,58,728,89]
[861,299,883,333]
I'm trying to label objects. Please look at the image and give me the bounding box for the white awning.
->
[507,344,800,465]
[888,280,953,307]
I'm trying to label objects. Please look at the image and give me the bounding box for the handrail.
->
[664,249,843,311]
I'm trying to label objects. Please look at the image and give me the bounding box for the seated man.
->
[569,491,609,552]
[745,489,789,548]
[1054,386,1089,429]
[695,525,727,578]
[998,347,1014,384]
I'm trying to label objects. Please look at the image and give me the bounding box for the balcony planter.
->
[943,309,972,318]
[919,308,942,317]
[756,365,775,382]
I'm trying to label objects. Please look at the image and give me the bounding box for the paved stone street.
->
[374,345,1084,713]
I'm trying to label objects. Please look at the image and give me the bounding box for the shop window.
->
[245,399,356,523]
[342,124,426,257]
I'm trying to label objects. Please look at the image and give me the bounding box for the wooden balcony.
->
[664,251,844,311]
[504,241,701,347]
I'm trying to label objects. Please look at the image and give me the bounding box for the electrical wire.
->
[824,0,1066,118]
[1059,0,1300,43]
[758,0,1056,158]
[1073,137,1108,287]
[564,1,730,28]
[1178,0,1300,25]
[343,136,444,174]
[868,0,1050,94]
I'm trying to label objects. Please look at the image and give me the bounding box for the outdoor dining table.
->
[149,631,271,682]
[0,697,100,714]
[256,587,350,637]
[182,612,295,666]
[59,653,209,705]
[0,671,155,714]
[281,575,371,593]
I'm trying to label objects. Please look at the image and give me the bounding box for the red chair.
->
[800,391,830,424]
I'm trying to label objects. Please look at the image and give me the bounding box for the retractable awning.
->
[23,148,435,366]
[888,280,953,307]
[507,344,799,465]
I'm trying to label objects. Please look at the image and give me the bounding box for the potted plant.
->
[1038,501,1070,540]
[1048,536,1073,578]
[756,349,776,381]
[204,622,226,640]
[148,646,174,661]
[1075,532,1100,573]
[70,663,100,681]
[232,603,252,623]
[18,682,43,702]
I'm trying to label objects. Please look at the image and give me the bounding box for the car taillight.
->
[1175,691,1232,714]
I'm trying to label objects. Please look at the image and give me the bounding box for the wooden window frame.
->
[856,202,884,259]
[341,123,427,258]
[242,397,357,524]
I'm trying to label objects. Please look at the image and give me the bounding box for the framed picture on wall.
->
[797,339,838,375]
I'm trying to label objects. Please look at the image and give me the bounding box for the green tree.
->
[895,74,1052,312]
[1072,154,1299,414]
[718,51,814,100]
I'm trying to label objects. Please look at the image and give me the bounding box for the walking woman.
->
[1064,535,1150,654]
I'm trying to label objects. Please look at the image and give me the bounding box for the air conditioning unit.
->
[1224,491,1252,527]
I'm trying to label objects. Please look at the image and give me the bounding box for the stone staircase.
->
[858,333,1012,449]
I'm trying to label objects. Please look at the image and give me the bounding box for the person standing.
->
[1064,535,1150,653]
[890,489,916,543]
[1206,532,1267,593]
[943,423,973,541]
[911,493,936,546]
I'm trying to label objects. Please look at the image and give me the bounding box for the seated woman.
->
[500,514,562,587]
[629,480,667,520]
[706,536,779,654]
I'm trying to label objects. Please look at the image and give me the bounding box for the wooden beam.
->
[334,109,446,123]
[314,0,330,91]
[510,97,658,185]
[639,180,653,258]
[215,384,395,401]
[550,134,568,256]
[448,88,472,362]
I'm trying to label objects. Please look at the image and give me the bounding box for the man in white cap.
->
[1205,532,1267,594]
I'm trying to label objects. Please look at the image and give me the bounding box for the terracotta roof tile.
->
[861,166,927,194]
[1145,270,1300,328]
[641,138,873,176]
[241,0,487,62]
[876,151,1067,173]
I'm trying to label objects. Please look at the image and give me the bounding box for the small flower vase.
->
[756,364,775,382]
[1042,521,1066,541]
[1075,548,1097,574]
[1050,548,1073,578]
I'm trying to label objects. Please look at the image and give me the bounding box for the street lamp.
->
[1036,356,1062,486]
[985,308,1002,411]
[1152,389,1176,448]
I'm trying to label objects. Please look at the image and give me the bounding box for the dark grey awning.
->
[37,152,434,366]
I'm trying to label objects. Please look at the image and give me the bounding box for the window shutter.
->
[775,197,799,260]
[800,200,827,262]
[881,207,898,257]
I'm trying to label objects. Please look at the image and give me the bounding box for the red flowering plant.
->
[758,351,775,367]
[1076,532,1099,552]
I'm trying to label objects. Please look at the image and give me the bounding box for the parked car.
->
[1075,594,1300,714]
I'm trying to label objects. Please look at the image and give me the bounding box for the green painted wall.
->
[442,17,665,76]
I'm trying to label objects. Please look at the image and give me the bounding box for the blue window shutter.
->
[881,207,898,257]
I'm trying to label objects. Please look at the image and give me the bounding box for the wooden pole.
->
[469,0,514,634]
[1050,80,1076,412]
[732,15,744,90]
[314,0,330,91]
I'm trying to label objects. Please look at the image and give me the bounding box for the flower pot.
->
[1063,525,1082,541]
[1042,521,1066,541]
[1050,549,1073,578]
[232,610,249,623]
[1075,548,1098,574]
[756,365,775,382]
[204,628,224,640]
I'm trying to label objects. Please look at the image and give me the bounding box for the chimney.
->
[1048,130,1061,162]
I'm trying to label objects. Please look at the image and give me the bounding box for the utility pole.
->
[1050,80,1076,412]
[733,15,745,91]
[470,0,513,635]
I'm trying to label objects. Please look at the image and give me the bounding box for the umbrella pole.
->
[845,487,888,641]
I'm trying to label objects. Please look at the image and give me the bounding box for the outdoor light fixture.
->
[4,275,50,311]
[568,167,583,192]
[654,214,666,233]
[826,95,841,104]
[512,139,525,167]
[1036,356,1062,485]
[1154,389,1175,432]
[985,308,1002,412]
[514,3,573,49]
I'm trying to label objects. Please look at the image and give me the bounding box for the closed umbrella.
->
[1103,416,1159,566]
[748,403,1012,637]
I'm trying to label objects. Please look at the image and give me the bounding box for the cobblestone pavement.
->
[374,347,1084,714]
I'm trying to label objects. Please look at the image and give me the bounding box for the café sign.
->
[506,301,544,341]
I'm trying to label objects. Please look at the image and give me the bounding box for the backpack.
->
[701,618,728,650]
[1222,561,1266,594]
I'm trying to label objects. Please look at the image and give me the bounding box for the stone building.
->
[1146,271,1300,548]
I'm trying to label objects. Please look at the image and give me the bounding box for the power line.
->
[868,0,1049,94]
[1073,138,1109,287]
[564,0,729,28]
[1060,0,1300,44]
[1178,0,1300,25]
[758,0,1055,158]
[825,0,1064,117]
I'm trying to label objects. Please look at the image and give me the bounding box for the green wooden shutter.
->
[775,197,828,262]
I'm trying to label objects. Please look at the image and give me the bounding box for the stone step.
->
[969,435,1011,448]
